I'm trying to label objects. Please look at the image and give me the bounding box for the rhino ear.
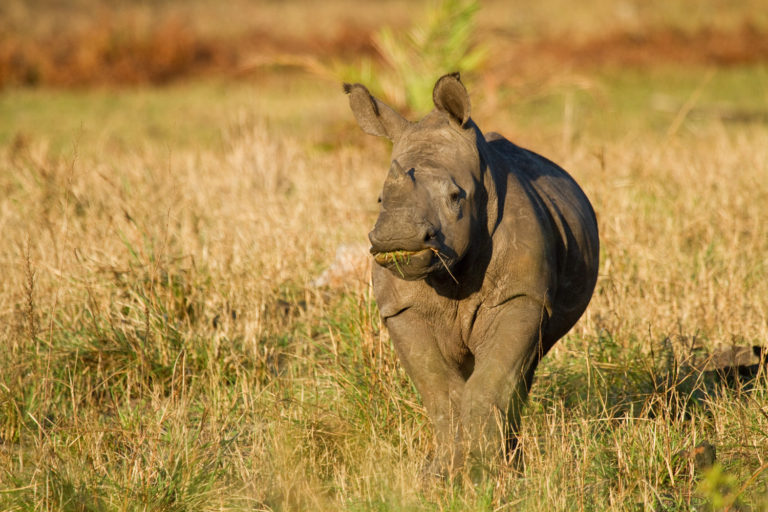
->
[343,83,409,141]
[433,72,471,127]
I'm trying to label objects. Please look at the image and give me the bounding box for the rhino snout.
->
[368,219,438,254]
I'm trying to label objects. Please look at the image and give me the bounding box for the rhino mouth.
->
[372,247,434,263]
[370,248,437,279]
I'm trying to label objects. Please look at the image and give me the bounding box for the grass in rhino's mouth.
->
[372,248,459,284]
[373,249,426,261]
[373,249,428,276]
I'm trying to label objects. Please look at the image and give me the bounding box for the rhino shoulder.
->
[485,217,557,312]
[480,140,562,314]
[487,142,599,342]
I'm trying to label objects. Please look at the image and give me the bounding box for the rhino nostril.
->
[423,226,437,243]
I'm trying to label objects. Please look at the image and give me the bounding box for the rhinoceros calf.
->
[344,73,599,476]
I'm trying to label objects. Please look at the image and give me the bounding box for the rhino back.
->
[484,135,599,346]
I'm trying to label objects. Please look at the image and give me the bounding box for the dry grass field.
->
[1,1,767,510]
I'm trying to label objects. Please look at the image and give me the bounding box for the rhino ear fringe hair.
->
[343,83,380,116]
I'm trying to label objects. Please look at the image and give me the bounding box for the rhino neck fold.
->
[471,125,502,237]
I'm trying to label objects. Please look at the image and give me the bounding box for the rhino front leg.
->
[384,310,466,476]
[460,296,547,475]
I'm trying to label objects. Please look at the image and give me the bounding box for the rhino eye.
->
[377,195,382,204]
[448,189,464,205]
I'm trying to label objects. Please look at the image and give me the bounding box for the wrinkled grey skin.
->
[345,73,599,477]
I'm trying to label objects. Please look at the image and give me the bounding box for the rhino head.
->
[345,74,485,281]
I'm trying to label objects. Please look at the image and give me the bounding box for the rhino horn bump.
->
[388,160,407,180]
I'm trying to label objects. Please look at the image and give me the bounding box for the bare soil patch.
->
[506,22,768,74]
[1,18,766,87]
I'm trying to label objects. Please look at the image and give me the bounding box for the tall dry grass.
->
[0,103,767,509]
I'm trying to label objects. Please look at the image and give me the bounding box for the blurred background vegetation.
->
[2,0,768,152]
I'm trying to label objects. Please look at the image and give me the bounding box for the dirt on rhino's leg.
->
[459,296,547,479]
[384,310,467,476]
